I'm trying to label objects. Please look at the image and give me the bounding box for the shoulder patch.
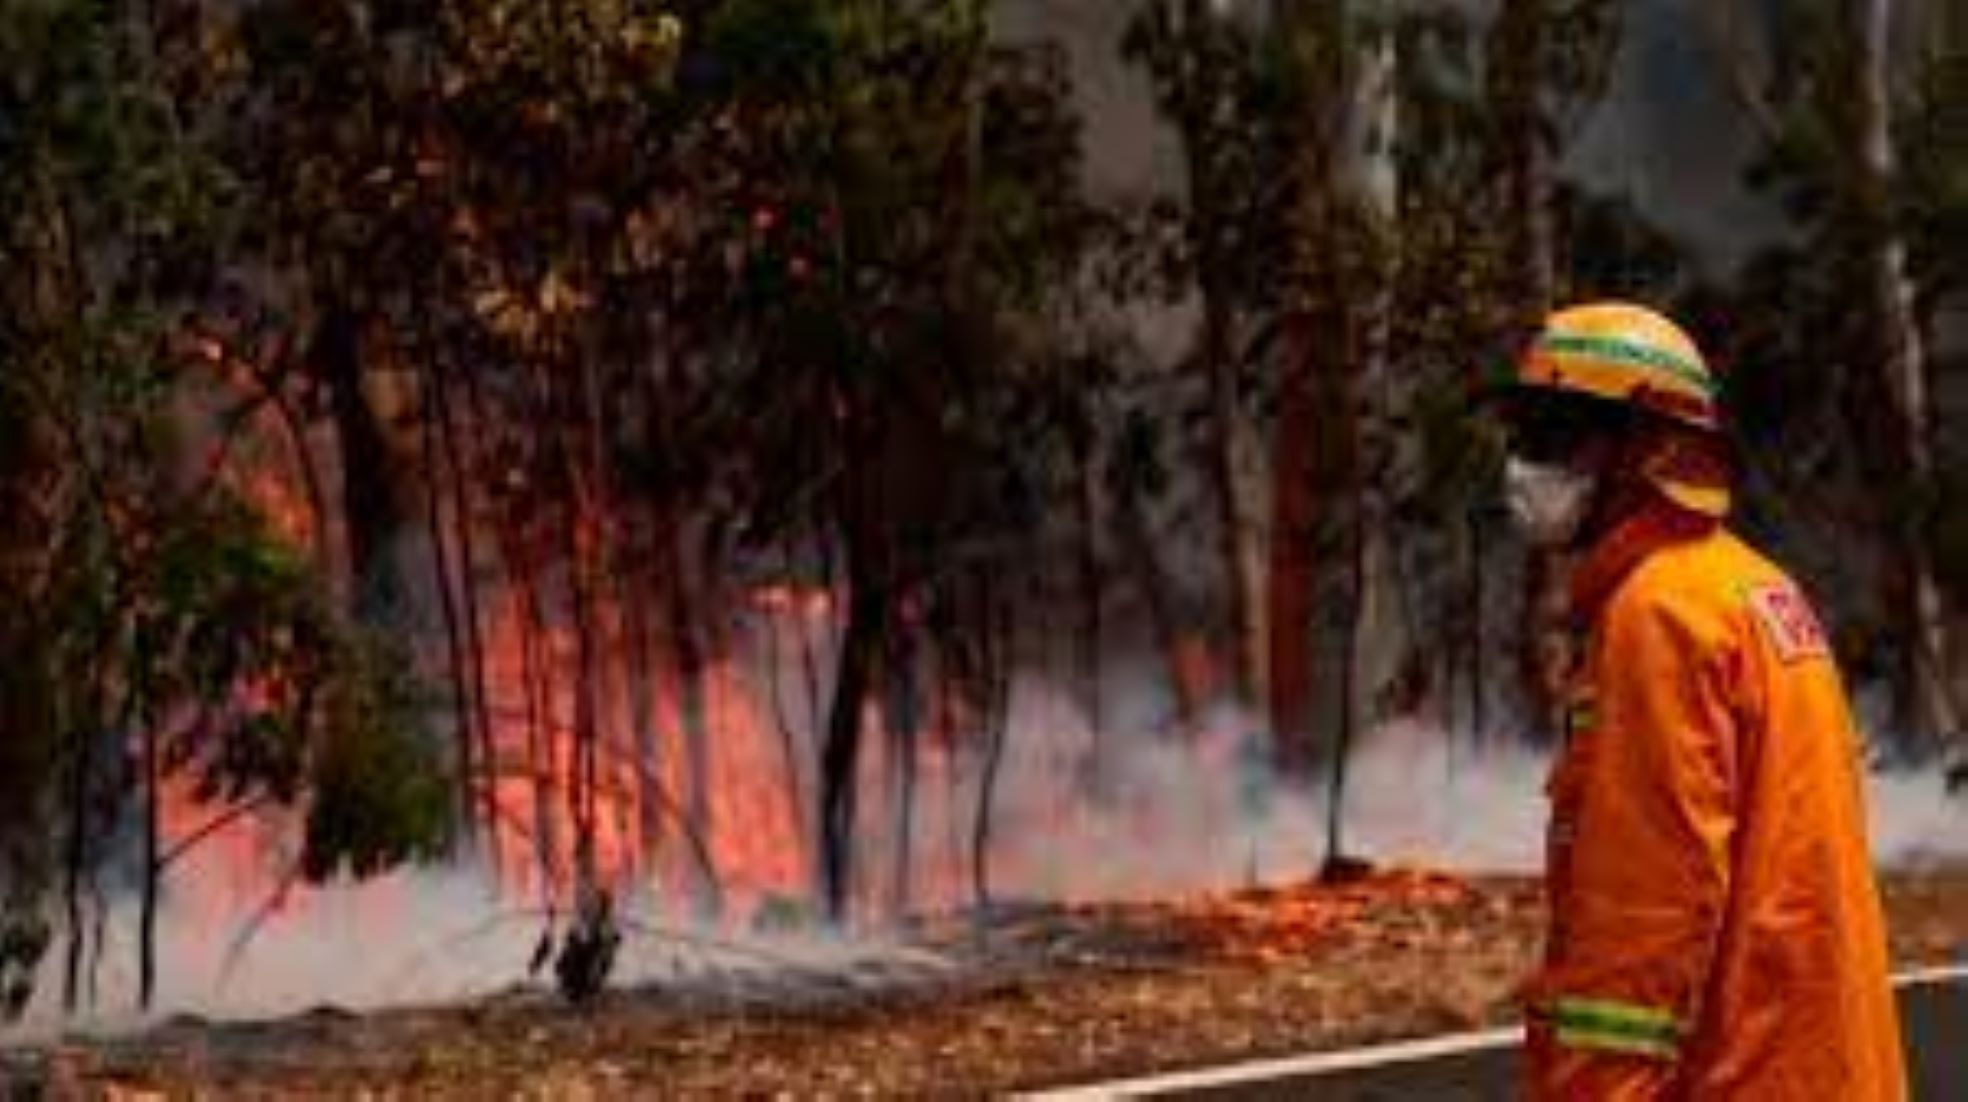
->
[1745,583,1829,663]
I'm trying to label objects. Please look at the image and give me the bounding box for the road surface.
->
[1031,966,1967,1100]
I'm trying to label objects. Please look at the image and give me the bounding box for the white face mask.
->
[1504,456,1597,547]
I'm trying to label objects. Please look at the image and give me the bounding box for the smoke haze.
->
[13,680,1960,1033]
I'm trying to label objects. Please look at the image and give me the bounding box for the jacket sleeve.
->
[1526,590,1741,1099]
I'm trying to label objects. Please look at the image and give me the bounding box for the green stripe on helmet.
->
[1539,333,1716,396]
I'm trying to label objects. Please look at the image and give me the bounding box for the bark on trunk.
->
[567,523,603,908]
[623,554,662,878]
[1204,291,1266,710]
[449,369,501,861]
[970,573,1010,910]
[515,569,562,898]
[313,307,408,630]
[61,657,107,1013]
[1851,0,1959,750]
[1074,424,1105,783]
[761,552,810,879]
[1268,320,1324,779]
[138,703,159,1010]
[1114,470,1202,731]
[1166,9,1266,712]
[669,539,723,919]
[884,620,919,916]
[1490,0,1564,743]
[821,540,886,921]
[419,363,476,844]
[1332,25,1400,857]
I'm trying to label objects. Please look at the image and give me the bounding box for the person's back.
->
[1488,301,1906,1098]
[1528,510,1903,1098]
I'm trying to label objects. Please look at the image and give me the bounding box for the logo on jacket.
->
[1746,583,1830,663]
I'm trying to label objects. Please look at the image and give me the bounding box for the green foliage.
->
[302,636,453,881]
[0,0,454,1007]
[148,500,322,807]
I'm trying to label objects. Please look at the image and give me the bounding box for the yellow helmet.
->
[1515,301,1720,431]
[1511,301,1731,517]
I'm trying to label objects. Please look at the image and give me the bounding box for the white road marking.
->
[1023,966,1967,1099]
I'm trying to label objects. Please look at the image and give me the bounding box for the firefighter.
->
[1488,302,1905,1098]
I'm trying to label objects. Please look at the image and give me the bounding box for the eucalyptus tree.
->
[1710,0,1967,755]
[0,0,448,1015]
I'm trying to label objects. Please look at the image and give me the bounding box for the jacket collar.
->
[1568,497,1716,627]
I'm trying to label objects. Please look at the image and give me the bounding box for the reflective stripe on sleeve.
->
[1550,997,1681,1060]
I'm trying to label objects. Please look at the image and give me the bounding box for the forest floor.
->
[5,867,1967,1099]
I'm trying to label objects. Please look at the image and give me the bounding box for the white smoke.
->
[6,678,1962,1036]
[8,858,940,1041]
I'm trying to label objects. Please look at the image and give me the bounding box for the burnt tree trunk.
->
[138,692,159,1010]
[1203,287,1264,710]
[1113,459,1201,732]
[515,565,562,899]
[419,361,477,844]
[1466,507,1488,747]
[664,521,723,919]
[884,617,920,916]
[761,562,811,879]
[1072,418,1105,783]
[449,368,501,861]
[622,515,664,879]
[1268,308,1328,778]
[61,652,108,1013]
[566,516,603,906]
[970,572,1011,910]
[1270,0,1344,780]
[820,528,888,921]
[312,307,408,630]
[1335,18,1400,856]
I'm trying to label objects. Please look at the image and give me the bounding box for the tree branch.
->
[155,791,276,873]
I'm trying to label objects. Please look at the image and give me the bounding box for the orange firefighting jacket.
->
[1523,502,1905,1100]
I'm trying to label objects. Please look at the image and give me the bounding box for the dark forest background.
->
[1,0,1963,1017]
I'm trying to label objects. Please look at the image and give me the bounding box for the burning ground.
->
[7,866,1967,1097]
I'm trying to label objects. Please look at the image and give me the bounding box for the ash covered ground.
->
[5,867,1965,1098]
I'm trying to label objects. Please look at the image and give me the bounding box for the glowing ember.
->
[1165,868,1476,962]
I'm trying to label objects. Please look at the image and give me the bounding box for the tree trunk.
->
[761,550,810,880]
[622,517,664,881]
[312,306,409,630]
[665,522,723,919]
[515,568,562,900]
[1168,16,1267,712]
[1333,22,1400,860]
[1490,0,1564,743]
[821,535,887,921]
[138,702,160,1011]
[566,517,603,909]
[1466,507,1489,747]
[419,363,477,845]
[61,654,107,1013]
[1204,291,1266,711]
[970,572,1010,910]
[884,618,919,916]
[448,368,501,865]
[1269,302,1326,777]
[1113,467,1202,731]
[1269,0,1347,779]
[1850,0,1959,751]
[1073,423,1105,784]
